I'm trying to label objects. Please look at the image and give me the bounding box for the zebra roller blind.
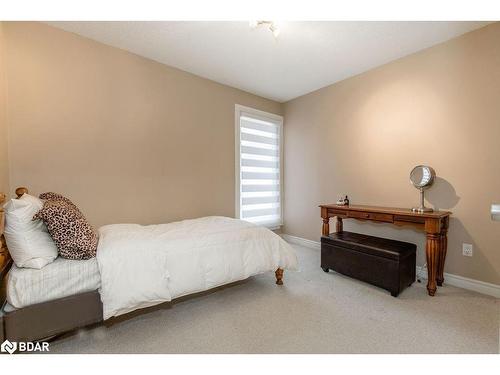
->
[236,108,283,228]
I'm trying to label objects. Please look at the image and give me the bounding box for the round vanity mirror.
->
[410,165,435,189]
[409,165,436,213]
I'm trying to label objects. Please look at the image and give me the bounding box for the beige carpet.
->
[49,244,499,354]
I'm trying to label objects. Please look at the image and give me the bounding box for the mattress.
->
[6,256,101,309]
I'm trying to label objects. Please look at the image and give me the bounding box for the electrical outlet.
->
[462,243,473,257]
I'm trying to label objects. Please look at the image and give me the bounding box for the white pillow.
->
[3,194,58,269]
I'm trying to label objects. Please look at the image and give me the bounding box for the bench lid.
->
[321,231,416,260]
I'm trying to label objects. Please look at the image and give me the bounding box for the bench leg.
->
[275,268,284,285]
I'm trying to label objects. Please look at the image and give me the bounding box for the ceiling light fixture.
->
[249,21,280,38]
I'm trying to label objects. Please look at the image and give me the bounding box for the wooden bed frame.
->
[0,187,285,343]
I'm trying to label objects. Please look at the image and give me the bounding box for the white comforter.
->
[97,216,298,319]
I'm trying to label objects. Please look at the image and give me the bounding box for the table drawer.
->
[348,211,371,220]
[371,213,394,223]
[394,215,425,224]
[347,211,393,223]
[328,208,348,216]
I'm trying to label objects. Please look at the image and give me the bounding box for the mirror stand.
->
[412,187,434,213]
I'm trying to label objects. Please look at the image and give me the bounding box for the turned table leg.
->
[336,217,343,233]
[275,268,284,285]
[322,217,330,236]
[425,232,440,296]
[436,218,449,287]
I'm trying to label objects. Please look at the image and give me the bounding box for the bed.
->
[0,187,297,342]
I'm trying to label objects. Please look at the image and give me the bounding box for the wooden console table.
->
[320,204,451,296]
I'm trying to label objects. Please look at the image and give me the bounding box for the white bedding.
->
[6,256,100,309]
[98,216,298,319]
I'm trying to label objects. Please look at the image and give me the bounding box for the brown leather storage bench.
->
[321,231,416,297]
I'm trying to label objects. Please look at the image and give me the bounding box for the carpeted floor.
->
[49,244,499,354]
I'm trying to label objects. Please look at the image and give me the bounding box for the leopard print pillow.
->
[39,192,77,208]
[33,197,98,260]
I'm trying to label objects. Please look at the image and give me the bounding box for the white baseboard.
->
[416,266,500,298]
[282,234,500,299]
[281,234,320,250]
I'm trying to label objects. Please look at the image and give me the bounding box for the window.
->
[235,105,283,229]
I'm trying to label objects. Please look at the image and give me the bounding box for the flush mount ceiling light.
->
[249,21,280,38]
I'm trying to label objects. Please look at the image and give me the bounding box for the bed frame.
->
[0,187,285,343]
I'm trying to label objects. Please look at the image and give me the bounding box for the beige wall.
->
[283,23,500,285]
[1,22,282,227]
[0,23,9,194]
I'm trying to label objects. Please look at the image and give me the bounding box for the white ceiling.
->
[47,21,489,102]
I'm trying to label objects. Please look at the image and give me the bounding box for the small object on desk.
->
[336,195,349,206]
[336,196,345,205]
